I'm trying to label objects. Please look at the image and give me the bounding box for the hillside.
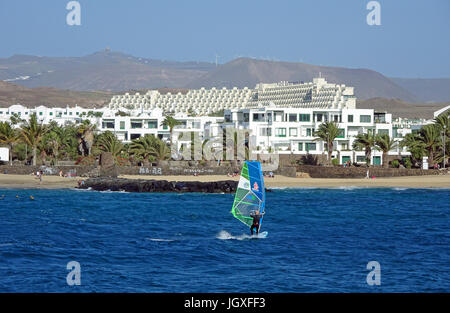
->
[2,51,450,111]
[0,80,112,108]
[389,78,450,103]
[356,98,448,119]
[0,51,215,92]
[2,51,443,102]
[186,58,418,101]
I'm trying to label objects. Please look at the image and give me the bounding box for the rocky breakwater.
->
[77,177,240,193]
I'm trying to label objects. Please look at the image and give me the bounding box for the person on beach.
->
[249,209,264,236]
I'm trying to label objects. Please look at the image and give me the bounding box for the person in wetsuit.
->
[249,209,264,235]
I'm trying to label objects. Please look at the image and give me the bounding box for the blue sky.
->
[0,0,449,78]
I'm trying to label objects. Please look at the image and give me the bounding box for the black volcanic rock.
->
[77,177,240,193]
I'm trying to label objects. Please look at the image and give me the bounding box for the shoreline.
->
[0,173,449,190]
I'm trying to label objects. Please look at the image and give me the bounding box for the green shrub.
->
[403,158,412,169]
[391,159,400,168]
[331,158,340,166]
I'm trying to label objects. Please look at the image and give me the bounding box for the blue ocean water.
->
[0,187,449,292]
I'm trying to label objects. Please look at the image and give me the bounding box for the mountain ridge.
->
[1,51,449,103]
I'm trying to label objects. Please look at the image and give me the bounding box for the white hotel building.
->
[0,104,223,145]
[221,78,420,165]
[1,77,440,165]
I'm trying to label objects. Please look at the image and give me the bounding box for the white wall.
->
[0,147,9,162]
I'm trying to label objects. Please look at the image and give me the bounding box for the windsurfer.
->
[249,209,264,235]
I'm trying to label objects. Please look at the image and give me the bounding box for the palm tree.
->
[313,121,340,166]
[129,134,158,165]
[95,131,124,157]
[401,133,425,167]
[434,112,450,137]
[375,134,397,168]
[434,112,449,167]
[77,120,96,156]
[352,131,376,166]
[9,113,25,126]
[42,130,62,164]
[419,124,440,166]
[161,115,182,150]
[53,124,79,161]
[0,121,19,165]
[20,114,49,166]
[149,139,171,163]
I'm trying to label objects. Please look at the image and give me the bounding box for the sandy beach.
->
[120,174,450,189]
[0,173,449,190]
[0,174,81,189]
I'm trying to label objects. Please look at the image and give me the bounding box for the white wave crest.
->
[146,238,175,242]
[216,230,266,241]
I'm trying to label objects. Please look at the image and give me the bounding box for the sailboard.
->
[231,161,266,234]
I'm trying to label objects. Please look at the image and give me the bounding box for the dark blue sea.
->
[0,187,449,292]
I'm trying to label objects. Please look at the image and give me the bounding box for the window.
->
[299,114,311,122]
[316,114,323,122]
[342,156,351,164]
[39,112,43,116]
[120,121,125,130]
[69,112,72,116]
[260,127,272,136]
[275,128,286,137]
[356,156,366,163]
[378,129,389,136]
[333,115,341,123]
[305,143,316,151]
[148,121,158,129]
[49,112,53,116]
[76,112,79,116]
[0,111,3,115]
[393,127,402,138]
[131,121,142,129]
[289,128,298,137]
[337,129,345,138]
[373,156,381,166]
[243,113,249,123]
[360,115,371,123]
[306,128,312,137]
[298,143,303,151]
[348,115,353,123]
[102,121,115,129]
[253,113,265,122]
[288,114,297,122]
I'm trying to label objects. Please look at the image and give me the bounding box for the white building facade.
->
[2,77,444,165]
[223,106,402,165]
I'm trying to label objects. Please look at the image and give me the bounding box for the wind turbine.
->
[215,54,220,67]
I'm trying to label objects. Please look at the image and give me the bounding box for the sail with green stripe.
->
[231,161,266,228]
